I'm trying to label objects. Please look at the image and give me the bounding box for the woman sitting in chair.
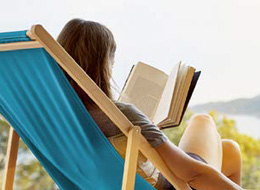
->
[57,18,243,190]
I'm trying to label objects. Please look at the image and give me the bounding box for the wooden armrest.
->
[122,126,141,190]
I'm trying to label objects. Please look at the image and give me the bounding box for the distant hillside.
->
[191,95,260,117]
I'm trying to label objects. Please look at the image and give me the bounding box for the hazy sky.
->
[1,0,260,105]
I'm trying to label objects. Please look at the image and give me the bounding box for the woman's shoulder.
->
[113,100,137,111]
[112,100,149,121]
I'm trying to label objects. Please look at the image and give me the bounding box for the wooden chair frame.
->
[0,25,191,190]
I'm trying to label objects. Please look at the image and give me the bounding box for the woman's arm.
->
[156,140,243,190]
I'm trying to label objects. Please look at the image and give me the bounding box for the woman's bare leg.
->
[221,139,242,185]
[178,114,223,171]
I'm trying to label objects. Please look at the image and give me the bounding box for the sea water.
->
[226,114,260,140]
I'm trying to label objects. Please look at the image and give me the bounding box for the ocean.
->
[226,114,260,140]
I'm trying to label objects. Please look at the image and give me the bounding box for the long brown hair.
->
[57,18,116,105]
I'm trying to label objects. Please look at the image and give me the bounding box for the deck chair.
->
[0,25,191,190]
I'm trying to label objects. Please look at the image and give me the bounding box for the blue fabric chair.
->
[0,30,156,190]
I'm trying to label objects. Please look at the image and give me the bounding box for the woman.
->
[57,18,243,190]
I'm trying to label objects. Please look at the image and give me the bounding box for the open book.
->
[118,62,200,129]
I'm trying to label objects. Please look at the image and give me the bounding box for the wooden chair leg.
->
[122,126,141,190]
[2,127,20,190]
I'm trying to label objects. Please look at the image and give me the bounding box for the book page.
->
[168,66,187,119]
[154,66,197,129]
[153,62,181,125]
[175,67,195,123]
[119,62,168,120]
[157,65,187,128]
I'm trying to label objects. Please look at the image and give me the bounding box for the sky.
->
[1,0,260,105]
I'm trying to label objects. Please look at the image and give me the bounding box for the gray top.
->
[86,100,168,148]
